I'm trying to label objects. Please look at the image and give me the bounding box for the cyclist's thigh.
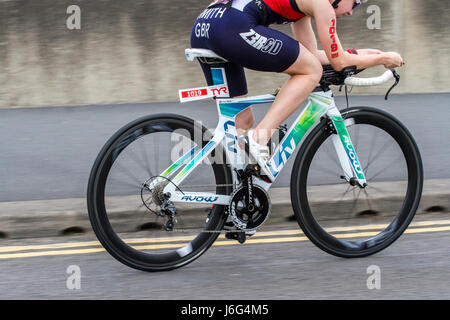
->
[282,44,322,77]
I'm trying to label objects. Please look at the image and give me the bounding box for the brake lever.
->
[385,69,400,100]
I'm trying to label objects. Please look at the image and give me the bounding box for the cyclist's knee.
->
[284,46,322,83]
[310,61,323,84]
[301,52,322,83]
[296,59,321,84]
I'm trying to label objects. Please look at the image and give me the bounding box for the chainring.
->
[228,185,271,231]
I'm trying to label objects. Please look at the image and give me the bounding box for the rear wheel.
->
[87,114,233,271]
[291,107,423,257]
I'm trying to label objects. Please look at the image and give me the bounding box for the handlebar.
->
[319,65,401,100]
[344,69,394,86]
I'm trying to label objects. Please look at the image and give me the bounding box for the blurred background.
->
[0,0,449,108]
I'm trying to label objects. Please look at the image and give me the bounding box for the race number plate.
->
[179,84,229,103]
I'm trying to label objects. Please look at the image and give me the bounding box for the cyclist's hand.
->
[383,52,404,69]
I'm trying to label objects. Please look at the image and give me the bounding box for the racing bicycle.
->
[87,48,423,271]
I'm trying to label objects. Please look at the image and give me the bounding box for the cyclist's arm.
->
[357,48,383,55]
[291,17,330,65]
[311,0,386,71]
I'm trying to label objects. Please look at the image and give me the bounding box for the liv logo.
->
[343,135,363,175]
[181,196,218,203]
[270,137,296,175]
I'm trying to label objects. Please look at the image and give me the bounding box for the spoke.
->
[362,188,375,212]
[364,126,380,175]
[335,184,355,202]
[365,184,385,193]
[350,188,363,218]
[323,140,341,170]
[141,194,154,207]
[135,197,153,212]
[364,138,394,176]
[136,201,153,227]
[123,145,154,179]
[107,174,142,190]
[108,161,144,189]
[154,133,160,176]
[310,162,343,178]
[352,124,361,153]
[368,153,404,182]
[139,138,154,179]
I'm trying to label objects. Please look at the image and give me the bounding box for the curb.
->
[0,179,449,239]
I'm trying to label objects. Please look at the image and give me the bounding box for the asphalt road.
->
[0,214,449,299]
[1,93,449,202]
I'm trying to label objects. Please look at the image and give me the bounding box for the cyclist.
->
[190,0,404,172]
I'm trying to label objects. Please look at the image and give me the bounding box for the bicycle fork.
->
[327,106,367,187]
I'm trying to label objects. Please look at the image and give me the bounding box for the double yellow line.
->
[1,219,449,260]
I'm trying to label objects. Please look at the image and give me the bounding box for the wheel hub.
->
[141,177,171,212]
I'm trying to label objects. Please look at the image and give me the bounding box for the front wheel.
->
[291,107,423,258]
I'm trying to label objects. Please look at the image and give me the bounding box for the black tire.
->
[87,114,233,271]
[290,107,423,258]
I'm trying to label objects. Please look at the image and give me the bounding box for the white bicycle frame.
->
[153,61,396,206]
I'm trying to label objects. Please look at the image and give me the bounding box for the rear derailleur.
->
[161,197,177,231]
[141,177,178,231]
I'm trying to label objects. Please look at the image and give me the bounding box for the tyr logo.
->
[211,86,228,96]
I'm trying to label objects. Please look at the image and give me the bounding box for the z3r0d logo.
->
[239,29,283,55]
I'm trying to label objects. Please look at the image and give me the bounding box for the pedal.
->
[243,164,272,183]
[225,231,247,244]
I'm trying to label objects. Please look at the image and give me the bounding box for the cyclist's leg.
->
[201,20,322,146]
[252,45,323,145]
[190,3,321,141]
